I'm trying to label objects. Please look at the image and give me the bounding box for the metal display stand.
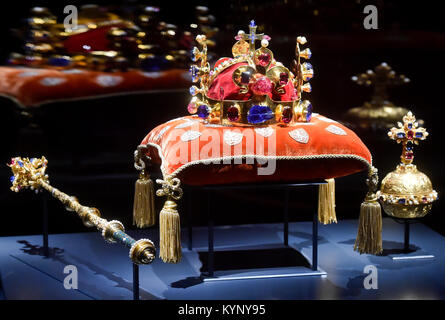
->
[40,194,142,300]
[133,263,139,300]
[41,193,49,258]
[390,218,435,261]
[187,181,328,281]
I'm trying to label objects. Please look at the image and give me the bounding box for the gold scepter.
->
[8,156,156,265]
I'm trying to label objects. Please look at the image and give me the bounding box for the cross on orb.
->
[387,112,428,165]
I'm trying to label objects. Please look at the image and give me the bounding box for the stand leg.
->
[42,194,49,257]
[312,187,318,271]
[404,220,410,253]
[284,188,289,246]
[133,263,139,300]
[187,189,193,250]
[208,191,214,277]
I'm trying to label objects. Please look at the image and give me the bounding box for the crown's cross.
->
[352,62,410,107]
[387,112,428,165]
[240,20,264,53]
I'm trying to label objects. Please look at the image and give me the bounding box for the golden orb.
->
[378,164,437,218]
[378,112,438,218]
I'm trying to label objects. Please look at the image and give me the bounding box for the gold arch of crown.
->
[188,20,313,126]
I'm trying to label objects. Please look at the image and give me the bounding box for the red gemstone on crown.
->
[227,105,240,122]
[282,106,293,123]
[257,52,271,67]
[251,76,273,95]
[407,130,414,139]
[279,72,289,85]
[405,152,413,160]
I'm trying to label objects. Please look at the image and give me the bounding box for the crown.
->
[187,20,313,126]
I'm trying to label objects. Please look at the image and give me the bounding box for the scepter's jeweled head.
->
[8,156,49,192]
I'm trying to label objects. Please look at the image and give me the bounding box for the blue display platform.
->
[1,217,445,300]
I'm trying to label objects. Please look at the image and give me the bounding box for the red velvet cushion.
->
[0,66,190,107]
[140,114,372,186]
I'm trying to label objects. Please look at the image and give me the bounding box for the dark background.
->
[0,0,444,241]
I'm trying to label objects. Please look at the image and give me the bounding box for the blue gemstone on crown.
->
[190,65,199,82]
[250,20,256,27]
[397,132,405,138]
[398,198,406,204]
[407,123,413,129]
[247,105,274,124]
[306,103,313,122]
[197,105,210,118]
[10,176,15,183]
[191,49,197,62]
[18,161,23,167]
[189,86,197,96]
[303,62,313,71]
[415,132,423,138]
[190,65,198,77]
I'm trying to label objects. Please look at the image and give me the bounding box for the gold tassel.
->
[156,177,183,264]
[354,166,383,255]
[318,178,337,224]
[354,198,382,254]
[133,170,156,228]
[159,197,182,263]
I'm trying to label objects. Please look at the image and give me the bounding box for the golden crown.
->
[187,20,313,126]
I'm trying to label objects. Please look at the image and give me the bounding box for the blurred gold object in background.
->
[8,5,219,71]
[345,63,414,129]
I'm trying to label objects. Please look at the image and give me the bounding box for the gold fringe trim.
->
[133,171,156,228]
[318,178,337,224]
[159,198,182,263]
